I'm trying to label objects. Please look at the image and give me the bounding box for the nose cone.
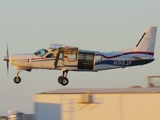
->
[2,56,9,62]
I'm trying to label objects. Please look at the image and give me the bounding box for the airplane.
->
[2,26,157,86]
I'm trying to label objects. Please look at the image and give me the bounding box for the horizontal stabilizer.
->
[132,56,143,60]
[132,56,152,60]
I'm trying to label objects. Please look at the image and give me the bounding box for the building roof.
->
[38,87,160,94]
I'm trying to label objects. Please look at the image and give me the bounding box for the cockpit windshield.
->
[34,49,48,57]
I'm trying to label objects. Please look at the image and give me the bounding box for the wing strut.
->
[54,51,60,68]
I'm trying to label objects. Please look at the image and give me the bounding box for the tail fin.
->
[135,26,157,53]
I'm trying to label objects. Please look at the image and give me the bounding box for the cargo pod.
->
[78,52,95,70]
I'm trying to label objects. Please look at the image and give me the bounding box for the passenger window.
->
[68,54,76,59]
[46,53,54,58]
[95,56,102,61]
[59,53,64,58]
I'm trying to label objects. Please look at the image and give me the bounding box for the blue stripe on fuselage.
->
[95,59,154,66]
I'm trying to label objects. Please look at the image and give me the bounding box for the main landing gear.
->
[13,70,22,84]
[58,70,69,86]
[12,69,69,86]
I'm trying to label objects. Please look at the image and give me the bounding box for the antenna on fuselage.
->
[103,48,107,52]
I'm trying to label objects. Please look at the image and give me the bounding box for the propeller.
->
[3,44,9,74]
[7,44,9,74]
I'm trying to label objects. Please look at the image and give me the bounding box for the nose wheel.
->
[58,70,69,86]
[14,70,22,84]
[14,76,21,84]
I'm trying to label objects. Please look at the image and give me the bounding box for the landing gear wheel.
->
[61,77,69,86]
[14,76,21,84]
[58,70,69,86]
[58,76,63,84]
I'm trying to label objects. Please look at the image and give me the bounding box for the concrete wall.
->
[34,93,160,120]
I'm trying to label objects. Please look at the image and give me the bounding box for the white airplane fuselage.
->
[9,50,154,72]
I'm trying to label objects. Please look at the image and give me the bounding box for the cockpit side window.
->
[34,49,48,57]
[46,53,54,58]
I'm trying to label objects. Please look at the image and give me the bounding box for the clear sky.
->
[0,0,160,115]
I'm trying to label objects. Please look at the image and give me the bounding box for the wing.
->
[50,43,78,51]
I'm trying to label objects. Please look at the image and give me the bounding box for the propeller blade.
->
[7,61,9,74]
[7,44,9,57]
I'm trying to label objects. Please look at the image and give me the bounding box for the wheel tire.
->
[14,77,21,84]
[61,77,69,86]
[58,76,63,84]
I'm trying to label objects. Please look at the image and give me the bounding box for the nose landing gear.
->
[58,70,69,86]
[14,70,22,84]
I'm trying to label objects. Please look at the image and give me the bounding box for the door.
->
[78,52,95,70]
[31,52,55,69]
